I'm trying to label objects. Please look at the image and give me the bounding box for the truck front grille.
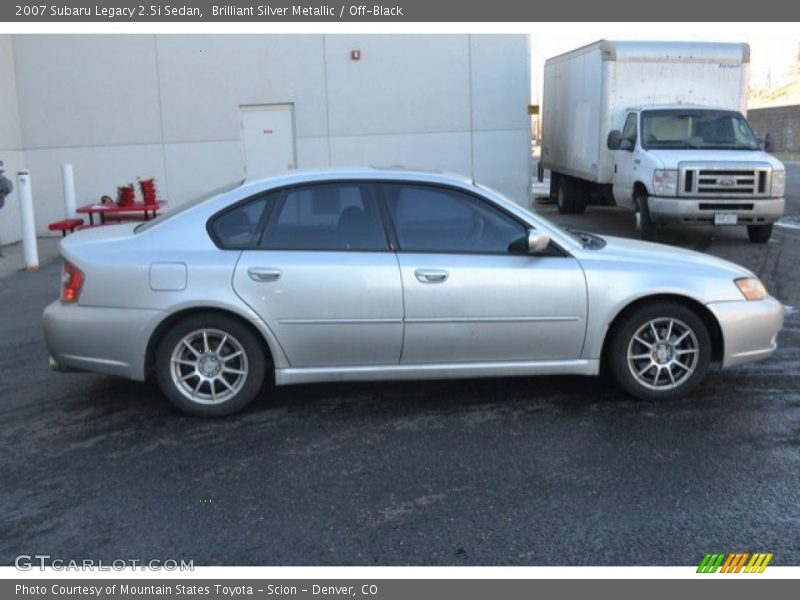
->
[680,165,771,198]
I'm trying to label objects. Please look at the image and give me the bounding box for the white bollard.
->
[17,170,39,271]
[62,163,77,219]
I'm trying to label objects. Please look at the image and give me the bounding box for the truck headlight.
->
[653,170,678,196]
[735,277,768,301]
[771,170,785,197]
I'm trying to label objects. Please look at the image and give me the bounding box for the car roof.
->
[239,167,477,194]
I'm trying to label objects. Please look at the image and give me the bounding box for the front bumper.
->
[706,296,784,368]
[43,300,162,380]
[648,196,784,225]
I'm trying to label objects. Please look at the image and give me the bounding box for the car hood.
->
[578,235,754,278]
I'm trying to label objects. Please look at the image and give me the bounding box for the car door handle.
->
[247,267,282,282]
[415,268,448,283]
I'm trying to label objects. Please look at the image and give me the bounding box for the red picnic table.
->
[76,200,167,225]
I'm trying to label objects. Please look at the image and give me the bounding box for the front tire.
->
[155,313,266,416]
[634,191,656,241]
[607,301,711,401]
[747,224,773,243]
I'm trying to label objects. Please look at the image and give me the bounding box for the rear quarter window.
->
[209,192,278,249]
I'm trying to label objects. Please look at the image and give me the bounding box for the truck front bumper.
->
[648,196,784,225]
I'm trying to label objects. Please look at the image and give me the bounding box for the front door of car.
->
[381,183,587,364]
[612,112,639,209]
[231,182,403,368]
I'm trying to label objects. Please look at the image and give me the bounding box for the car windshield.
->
[641,109,760,151]
[135,180,243,233]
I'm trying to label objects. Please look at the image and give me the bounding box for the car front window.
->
[383,184,527,254]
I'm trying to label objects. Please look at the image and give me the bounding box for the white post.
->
[62,163,77,218]
[17,170,39,271]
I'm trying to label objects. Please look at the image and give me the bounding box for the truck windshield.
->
[641,109,760,151]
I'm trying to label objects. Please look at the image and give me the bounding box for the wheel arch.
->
[600,293,724,366]
[633,180,649,199]
[144,307,279,381]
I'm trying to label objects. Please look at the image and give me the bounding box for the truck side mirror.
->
[607,130,622,150]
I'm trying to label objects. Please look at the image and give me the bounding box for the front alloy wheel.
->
[608,301,711,401]
[626,318,699,391]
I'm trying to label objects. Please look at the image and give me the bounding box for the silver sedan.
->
[43,169,784,416]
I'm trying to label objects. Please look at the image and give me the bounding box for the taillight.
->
[61,260,84,303]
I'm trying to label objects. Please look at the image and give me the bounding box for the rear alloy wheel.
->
[156,313,266,416]
[634,191,656,241]
[747,224,773,243]
[608,302,711,401]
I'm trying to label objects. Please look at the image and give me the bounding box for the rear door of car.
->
[381,182,587,364]
[228,181,404,368]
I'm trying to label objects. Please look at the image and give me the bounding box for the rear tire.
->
[634,191,656,241]
[607,301,711,401]
[155,313,267,417]
[557,176,587,214]
[747,224,773,243]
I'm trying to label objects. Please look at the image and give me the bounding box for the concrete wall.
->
[0,35,24,247]
[1,34,531,243]
[748,105,800,153]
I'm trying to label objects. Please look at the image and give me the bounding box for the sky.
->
[529,25,799,103]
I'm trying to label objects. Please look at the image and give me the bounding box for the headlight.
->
[771,170,785,197]
[653,170,678,196]
[735,277,768,301]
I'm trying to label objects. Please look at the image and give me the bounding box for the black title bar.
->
[3,0,800,22]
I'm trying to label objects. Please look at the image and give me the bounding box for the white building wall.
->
[1,34,531,242]
[0,35,25,247]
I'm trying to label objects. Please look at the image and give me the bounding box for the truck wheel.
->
[607,300,711,401]
[634,192,656,241]
[747,224,773,243]
[573,181,589,214]
[557,177,579,214]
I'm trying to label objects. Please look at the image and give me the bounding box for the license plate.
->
[714,212,738,225]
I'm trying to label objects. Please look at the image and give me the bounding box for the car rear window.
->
[135,180,243,233]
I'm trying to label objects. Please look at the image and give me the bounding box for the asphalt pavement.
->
[1,169,799,566]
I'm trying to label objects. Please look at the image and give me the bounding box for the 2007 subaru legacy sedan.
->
[43,169,784,416]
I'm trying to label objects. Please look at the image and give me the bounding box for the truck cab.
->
[606,105,785,242]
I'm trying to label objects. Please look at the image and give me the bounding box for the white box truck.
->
[540,40,785,242]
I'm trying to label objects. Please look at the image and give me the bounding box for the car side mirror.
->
[607,130,622,150]
[527,230,550,254]
[508,229,551,255]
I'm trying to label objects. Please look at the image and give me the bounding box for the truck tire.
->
[747,224,773,244]
[634,191,656,241]
[573,180,589,214]
[557,176,585,214]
